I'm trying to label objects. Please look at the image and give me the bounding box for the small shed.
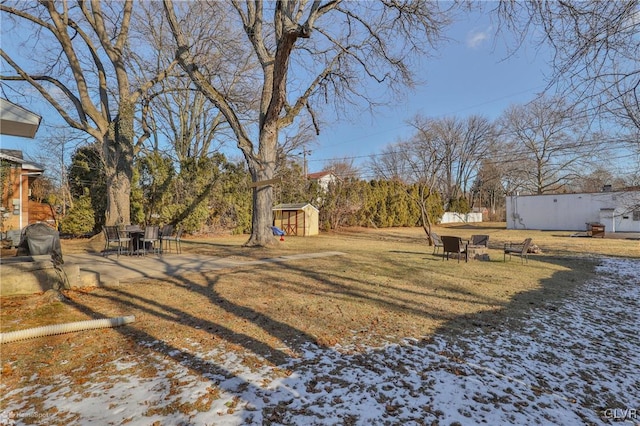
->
[273,203,319,236]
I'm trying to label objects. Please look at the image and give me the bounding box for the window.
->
[633,210,640,221]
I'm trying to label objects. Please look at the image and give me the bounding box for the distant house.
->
[307,171,337,191]
[273,203,319,236]
[506,189,640,232]
[0,150,49,236]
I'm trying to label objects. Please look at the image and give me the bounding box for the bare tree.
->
[370,128,445,245]
[323,158,360,180]
[499,96,596,194]
[164,0,455,246]
[1,1,176,226]
[571,168,628,193]
[147,86,227,162]
[32,127,88,216]
[471,160,505,220]
[137,1,258,163]
[496,1,640,138]
[418,115,495,207]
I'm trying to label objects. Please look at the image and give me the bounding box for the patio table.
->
[125,226,145,255]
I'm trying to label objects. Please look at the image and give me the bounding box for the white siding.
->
[506,191,640,232]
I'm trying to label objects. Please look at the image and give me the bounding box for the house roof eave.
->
[0,98,42,139]
[0,151,45,173]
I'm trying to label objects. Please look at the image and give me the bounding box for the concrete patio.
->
[0,251,346,296]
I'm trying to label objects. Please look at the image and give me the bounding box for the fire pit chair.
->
[503,238,533,264]
[430,232,444,255]
[470,234,489,248]
[441,235,468,263]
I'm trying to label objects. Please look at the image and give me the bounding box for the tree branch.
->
[163,0,255,162]
[0,50,103,140]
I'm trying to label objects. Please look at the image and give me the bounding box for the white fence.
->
[440,212,482,224]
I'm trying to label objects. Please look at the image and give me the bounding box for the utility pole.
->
[60,140,74,214]
[60,140,67,215]
[299,147,312,180]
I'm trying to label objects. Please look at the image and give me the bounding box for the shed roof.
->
[273,203,319,212]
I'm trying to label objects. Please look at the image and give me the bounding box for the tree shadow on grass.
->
[425,254,638,424]
[433,255,596,335]
[66,272,305,365]
[53,268,314,422]
[6,240,629,424]
[51,250,505,421]
[61,244,512,371]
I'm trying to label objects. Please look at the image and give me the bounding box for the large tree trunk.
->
[105,164,132,226]
[244,125,278,247]
[243,28,297,246]
[104,102,135,226]
[246,170,275,246]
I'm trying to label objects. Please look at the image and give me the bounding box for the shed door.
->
[283,210,298,236]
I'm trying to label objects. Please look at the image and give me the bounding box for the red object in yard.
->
[586,222,605,238]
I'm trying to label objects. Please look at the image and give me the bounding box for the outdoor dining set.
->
[102,224,183,257]
[431,232,533,263]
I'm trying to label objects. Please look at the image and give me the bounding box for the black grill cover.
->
[19,222,63,264]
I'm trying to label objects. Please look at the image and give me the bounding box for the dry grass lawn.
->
[1,223,639,421]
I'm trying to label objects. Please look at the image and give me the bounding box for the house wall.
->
[506,191,640,232]
[29,201,57,227]
[317,175,335,191]
[1,164,28,232]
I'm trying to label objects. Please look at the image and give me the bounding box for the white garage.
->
[506,190,640,232]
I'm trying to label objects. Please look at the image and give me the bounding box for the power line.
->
[314,84,551,152]
[307,100,638,166]
[311,148,638,182]
[308,135,638,166]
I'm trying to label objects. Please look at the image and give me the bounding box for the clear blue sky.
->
[308,9,551,172]
[1,8,552,172]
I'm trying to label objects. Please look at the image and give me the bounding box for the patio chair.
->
[470,234,489,248]
[430,232,444,254]
[441,235,468,263]
[138,225,160,256]
[504,238,533,264]
[117,226,133,256]
[103,226,125,257]
[159,224,174,253]
[163,226,183,254]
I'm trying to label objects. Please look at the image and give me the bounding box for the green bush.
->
[59,193,95,236]
[449,197,471,214]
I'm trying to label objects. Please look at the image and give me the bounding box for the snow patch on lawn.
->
[1,257,638,425]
